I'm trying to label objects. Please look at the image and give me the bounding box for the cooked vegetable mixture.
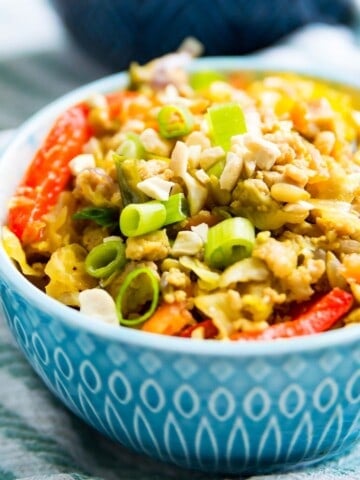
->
[4,53,360,340]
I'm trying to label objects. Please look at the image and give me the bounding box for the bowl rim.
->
[1,55,360,357]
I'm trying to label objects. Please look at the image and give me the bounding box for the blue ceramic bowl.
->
[51,0,355,71]
[0,57,360,475]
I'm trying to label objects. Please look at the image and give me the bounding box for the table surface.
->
[0,1,360,479]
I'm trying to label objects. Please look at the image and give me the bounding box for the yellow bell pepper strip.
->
[231,288,353,341]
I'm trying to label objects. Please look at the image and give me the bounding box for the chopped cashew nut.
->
[69,154,96,175]
[79,289,119,326]
[137,176,175,200]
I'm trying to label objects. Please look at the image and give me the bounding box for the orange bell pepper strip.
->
[106,91,138,119]
[141,302,194,336]
[7,103,92,244]
[231,288,353,341]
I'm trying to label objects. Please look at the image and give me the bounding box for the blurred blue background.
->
[51,0,356,70]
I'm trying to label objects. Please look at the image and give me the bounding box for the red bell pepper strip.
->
[7,91,137,245]
[231,288,353,341]
[179,319,219,339]
[7,103,92,244]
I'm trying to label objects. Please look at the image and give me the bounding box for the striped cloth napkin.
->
[1,1,360,478]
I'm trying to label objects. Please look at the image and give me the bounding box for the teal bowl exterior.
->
[0,57,360,475]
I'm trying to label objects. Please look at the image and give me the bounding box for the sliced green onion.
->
[99,270,118,288]
[190,70,226,90]
[117,133,145,159]
[158,104,194,139]
[114,153,148,206]
[73,206,119,228]
[211,206,232,220]
[162,193,188,225]
[120,201,166,237]
[116,267,159,326]
[205,217,255,269]
[206,159,225,178]
[85,240,126,278]
[207,102,247,151]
